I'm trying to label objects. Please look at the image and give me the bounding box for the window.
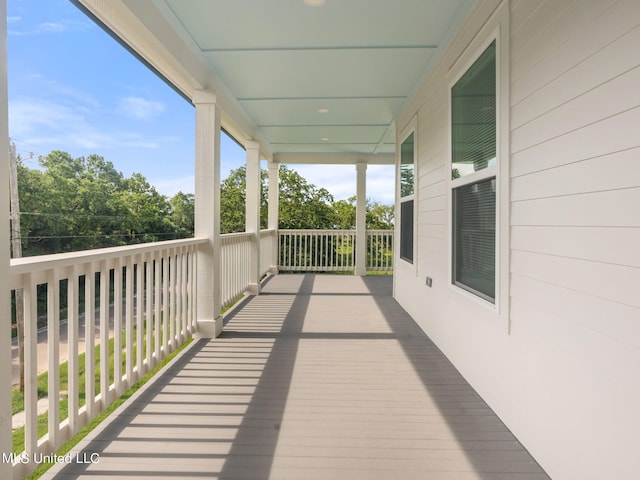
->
[451,40,496,303]
[399,132,414,263]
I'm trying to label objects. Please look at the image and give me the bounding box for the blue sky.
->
[6,0,394,204]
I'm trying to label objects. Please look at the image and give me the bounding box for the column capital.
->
[245,140,260,151]
[192,89,217,105]
[356,162,368,171]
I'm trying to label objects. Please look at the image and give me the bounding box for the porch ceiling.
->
[77,0,475,161]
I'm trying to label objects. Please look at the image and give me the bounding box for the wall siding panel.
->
[511,106,640,177]
[512,65,640,152]
[512,25,640,129]
[511,147,640,201]
[511,0,618,82]
[511,249,640,308]
[511,0,640,105]
[512,225,640,268]
[511,188,640,227]
[394,0,640,479]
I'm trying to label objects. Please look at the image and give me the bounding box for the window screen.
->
[400,199,413,263]
[453,178,496,302]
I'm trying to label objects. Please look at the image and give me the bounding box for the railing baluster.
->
[176,248,184,343]
[125,256,134,388]
[113,259,123,395]
[145,254,153,368]
[84,267,96,419]
[67,266,79,434]
[47,269,60,449]
[23,273,37,456]
[169,251,177,350]
[162,253,169,355]
[136,257,144,377]
[190,248,197,332]
[154,253,161,362]
[99,260,110,409]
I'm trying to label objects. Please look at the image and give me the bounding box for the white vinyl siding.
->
[509,0,640,478]
[393,0,640,479]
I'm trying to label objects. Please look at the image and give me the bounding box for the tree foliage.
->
[16,151,394,256]
[331,196,394,230]
[17,151,194,256]
[220,165,394,233]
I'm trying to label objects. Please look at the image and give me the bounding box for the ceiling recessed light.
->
[321,137,329,142]
[317,108,329,113]
[304,0,326,6]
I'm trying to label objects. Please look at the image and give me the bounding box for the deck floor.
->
[44,274,549,480]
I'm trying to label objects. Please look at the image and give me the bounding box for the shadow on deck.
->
[44,274,549,480]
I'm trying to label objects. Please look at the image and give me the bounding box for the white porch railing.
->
[8,237,205,477]
[366,229,394,271]
[219,229,277,307]
[220,232,252,308]
[278,229,393,272]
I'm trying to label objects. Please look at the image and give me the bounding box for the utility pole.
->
[9,140,25,392]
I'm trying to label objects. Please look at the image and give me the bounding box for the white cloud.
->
[117,96,166,120]
[9,98,87,139]
[9,97,166,153]
[289,164,395,205]
[8,19,91,36]
[150,175,195,197]
[38,22,66,33]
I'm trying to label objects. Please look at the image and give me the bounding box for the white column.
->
[193,90,222,337]
[355,162,367,276]
[245,141,261,294]
[268,162,279,273]
[0,2,13,475]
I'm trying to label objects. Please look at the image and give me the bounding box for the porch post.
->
[245,140,261,294]
[193,90,222,337]
[0,1,13,475]
[267,161,279,273]
[355,162,367,276]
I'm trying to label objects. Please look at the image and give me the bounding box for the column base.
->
[195,317,223,338]
[246,283,261,295]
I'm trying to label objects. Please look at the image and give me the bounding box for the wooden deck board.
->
[43,274,549,480]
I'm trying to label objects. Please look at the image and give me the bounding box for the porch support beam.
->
[193,90,222,337]
[267,162,279,274]
[355,162,367,276]
[0,1,13,476]
[245,140,261,295]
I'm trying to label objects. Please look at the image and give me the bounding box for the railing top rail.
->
[278,229,357,235]
[221,231,254,241]
[10,237,208,275]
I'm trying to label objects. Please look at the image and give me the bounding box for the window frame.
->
[448,33,501,309]
[397,119,417,266]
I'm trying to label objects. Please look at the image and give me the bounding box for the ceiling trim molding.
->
[274,153,394,165]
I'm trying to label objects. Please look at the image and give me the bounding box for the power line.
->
[19,212,131,220]
[19,232,187,240]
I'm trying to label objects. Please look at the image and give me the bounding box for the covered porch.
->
[41,274,548,480]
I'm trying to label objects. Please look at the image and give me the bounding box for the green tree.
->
[17,150,182,255]
[220,166,268,233]
[332,198,356,229]
[168,192,195,237]
[331,196,394,230]
[278,166,335,229]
